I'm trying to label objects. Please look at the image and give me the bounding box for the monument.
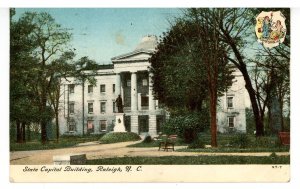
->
[114,95,126,132]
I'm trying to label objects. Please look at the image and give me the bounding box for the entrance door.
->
[138,115,149,134]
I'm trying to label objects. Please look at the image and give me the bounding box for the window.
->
[100,120,107,131]
[88,103,93,113]
[142,79,148,86]
[227,97,233,108]
[69,102,75,114]
[141,95,149,106]
[87,120,94,133]
[127,80,131,87]
[100,84,106,93]
[228,117,235,128]
[113,101,116,113]
[88,85,93,93]
[69,84,75,93]
[68,119,76,132]
[113,84,115,93]
[100,102,106,113]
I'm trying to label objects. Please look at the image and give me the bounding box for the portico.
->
[111,35,160,135]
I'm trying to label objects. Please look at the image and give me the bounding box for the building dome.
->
[135,35,158,51]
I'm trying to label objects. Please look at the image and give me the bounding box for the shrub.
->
[99,132,141,144]
[230,134,251,148]
[187,137,205,149]
[162,111,209,143]
[143,135,152,143]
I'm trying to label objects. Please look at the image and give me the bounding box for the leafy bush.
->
[162,111,209,143]
[99,132,141,144]
[187,137,205,149]
[229,134,251,148]
[143,135,152,143]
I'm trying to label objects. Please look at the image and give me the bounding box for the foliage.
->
[10,10,75,143]
[150,14,232,111]
[10,10,100,143]
[99,132,141,144]
[246,108,256,134]
[249,9,290,134]
[187,137,205,149]
[229,134,251,148]
[177,8,271,136]
[150,10,234,112]
[86,155,290,165]
[162,111,209,143]
[143,135,153,143]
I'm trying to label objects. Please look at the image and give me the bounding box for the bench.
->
[278,132,290,146]
[158,135,177,151]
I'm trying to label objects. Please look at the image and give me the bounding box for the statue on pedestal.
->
[114,94,126,132]
[116,95,123,113]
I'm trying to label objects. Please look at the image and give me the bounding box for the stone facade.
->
[58,35,246,136]
[217,69,247,133]
[59,35,165,136]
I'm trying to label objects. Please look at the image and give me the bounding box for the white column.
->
[148,72,156,111]
[131,72,138,111]
[148,115,157,136]
[115,72,121,96]
[138,93,142,110]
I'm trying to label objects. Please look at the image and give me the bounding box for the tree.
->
[183,9,230,147]
[249,8,290,133]
[11,11,73,144]
[48,51,76,141]
[10,8,41,143]
[185,8,268,136]
[73,57,98,136]
[150,9,234,146]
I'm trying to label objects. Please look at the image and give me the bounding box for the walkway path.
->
[10,140,290,165]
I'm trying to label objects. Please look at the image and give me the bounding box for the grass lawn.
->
[177,147,289,153]
[86,155,290,165]
[128,133,290,153]
[10,134,104,151]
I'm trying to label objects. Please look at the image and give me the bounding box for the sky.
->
[14,8,181,64]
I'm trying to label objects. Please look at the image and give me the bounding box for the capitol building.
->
[58,35,247,136]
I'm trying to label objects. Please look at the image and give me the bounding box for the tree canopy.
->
[150,11,234,113]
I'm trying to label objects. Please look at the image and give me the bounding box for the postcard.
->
[9,8,290,182]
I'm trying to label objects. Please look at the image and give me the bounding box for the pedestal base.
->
[114,113,126,132]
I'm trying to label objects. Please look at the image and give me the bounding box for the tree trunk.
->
[41,121,47,144]
[279,99,285,131]
[82,82,85,136]
[210,89,218,147]
[267,103,275,134]
[224,32,265,136]
[27,124,31,141]
[21,122,26,143]
[55,111,59,142]
[41,94,48,144]
[16,120,22,143]
[243,71,264,136]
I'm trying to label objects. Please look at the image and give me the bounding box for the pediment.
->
[111,50,153,62]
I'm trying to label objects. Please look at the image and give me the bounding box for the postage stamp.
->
[9,8,290,182]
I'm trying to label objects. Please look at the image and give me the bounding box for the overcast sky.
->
[14,8,181,64]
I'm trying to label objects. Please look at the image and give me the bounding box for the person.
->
[115,95,123,113]
[270,20,285,42]
[262,16,271,39]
